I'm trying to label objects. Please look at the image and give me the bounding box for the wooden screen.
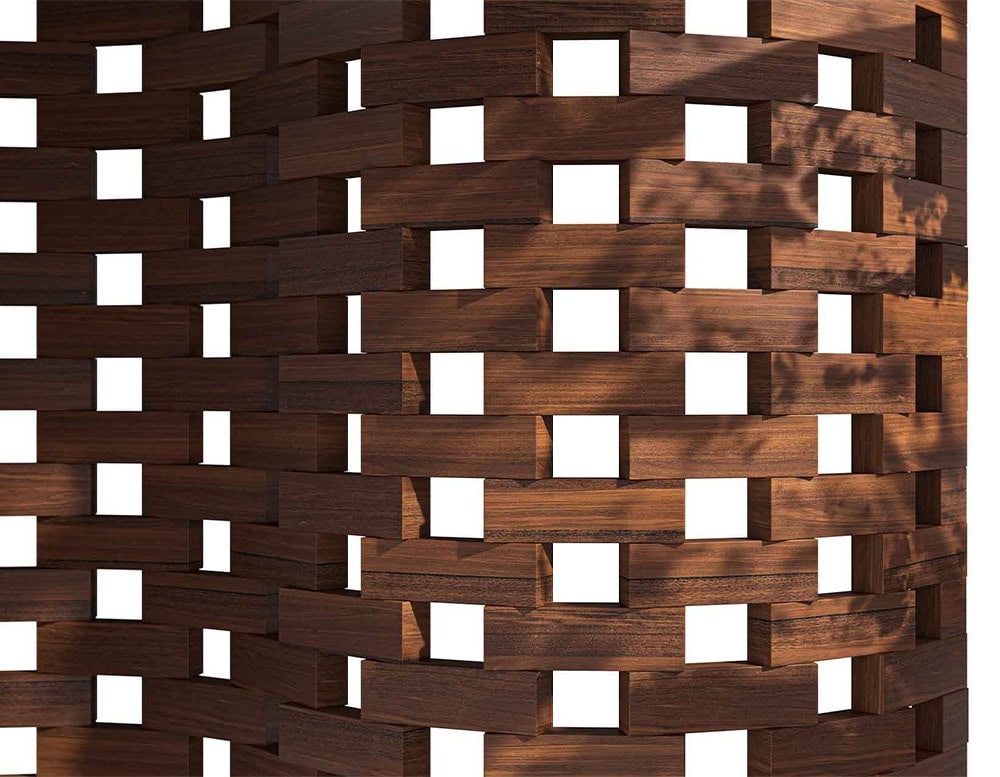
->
[0,1,966,775]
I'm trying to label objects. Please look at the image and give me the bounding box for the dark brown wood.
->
[144,135,278,197]
[231,523,346,590]
[0,464,93,516]
[231,297,346,356]
[37,727,198,777]
[144,678,278,745]
[37,199,200,253]
[853,635,966,714]
[231,743,324,777]
[143,246,277,304]
[36,412,201,464]
[852,413,966,474]
[144,465,277,524]
[37,621,200,677]
[231,633,347,709]
[0,254,95,305]
[853,293,966,355]
[144,357,278,411]
[853,173,966,245]
[231,412,347,472]
[144,572,278,634]
[853,54,966,133]
[486,0,683,34]
[145,25,277,90]
[231,178,348,245]
[853,524,966,594]
[0,568,92,621]
[0,42,94,97]
[37,516,200,571]
[917,128,967,190]
[37,305,201,358]
[37,0,199,42]
[279,353,429,414]
[0,673,92,727]
[917,688,968,753]
[232,59,346,136]
[0,359,94,410]
[0,148,95,201]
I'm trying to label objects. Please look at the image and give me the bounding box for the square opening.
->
[686,730,748,776]
[817,536,851,594]
[96,675,142,724]
[0,516,35,567]
[97,45,142,94]
[348,177,361,232]
[0,202,37,253]
[347,656,363,708]
[202,411,231,465]
[96,569,142,620]
[430,229,484,289]
[97,149,142,200]
[685,353,747,415]
[0,411,36,463]
[552,415,619,478]
[347,296,362,354]
[431,477,484,539]
[818,293,851,353]
[685,105,748,163]
[201,90,231,140]
[553,543,619,603]
[97,254,142,306]
[0,728,35,777]
[553,671,619,727]
[202,520,230,573]
[346,413,361,473]
[201,629,230,679]
[430,602,484,661]
[818,173,852,232]
[431,353,484,415]
[202,739,230,775]
[818,414,851,474]
[347,60,362,111]
[685,604,747,663]
[96,462,142,516]
[202,0,230,31]
[553,165,619,224]
[553,289,619,352]
[0,98,36,147]
[97,358,142,411]
[817,656,852,713]
[685,478,748,539]
[430,0,484,39]
[553,40,619,96]
[202,303,230,358]
[0,0,36,41]
[685,228,747,289]
[347,535,361,590]
[431,728,485,777]
[431,106,484,165]
[202,196,230,249]
[817,54,852,110]
[0,307,36,358]
[0,622,35,671]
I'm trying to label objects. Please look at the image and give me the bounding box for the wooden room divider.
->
[1,1,967,775]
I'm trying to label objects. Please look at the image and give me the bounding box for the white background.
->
[1,0,995,774]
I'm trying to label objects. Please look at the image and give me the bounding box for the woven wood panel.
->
[1,1,966,775]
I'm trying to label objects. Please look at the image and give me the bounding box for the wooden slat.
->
[232,59,346,136]
[917,128,967,190]
[231,633,346,708]
[37,516,200,571]
[485,0,683,34]
[36,412,201,464]
[143,246,277,304]
[37,622,199,677]
[0,569,92,621]
[37,305,201,358]
[0,359,94,410]
[37,0,199,42]
[231,523,346,590]
[145,25,276,90]
[853,524,966,594]
[0,148,95,201]
[279,353,429,414]
[144,572,278,634]
[231,413,347,472]
[885,748,967,777]
[0,673,92,727]
[0,464,93,516]
[917,688,968,753]
[231,178,347,245]
[0,254,95,305]
[37,199,200,253]
[853,294,966,355]
[144,357,278,411]
[37,727,197,777]
[917,579,966,640]
[853,635,966,714]
[144,465,276,524]
[144,678,278,745]
[0,42,94,97]
[232,743,323,777]
[144,135,277,198]
[854,174,966,245]
[231,297,346,356]
[853,54,966,133]
[852,413,966,474]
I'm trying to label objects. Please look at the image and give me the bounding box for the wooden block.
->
[485,96,684,161]
[853,634,966,713]
[622,539,816,606]
[37,621,199,677]
[852,413,966,474]
[37,727,198,777]
[853,294,966,355]
[232,178,348,245]
[0,359,94,410]
[37,516,200,571]
[232,743,324,777]
[918,9,966,80]
[748,227,915,294]
[485,603,684,670]
[484,478,684,543]
[38,199,200,252]
[853,524,966,594]
[485,224,685,289]
[362,538,552,607]
[278,228,428,297]
[917,688,968,753]
[37,412,201,464]
[622,416,817,479]
[144,678,278,745]
[231,633,346,708]
[233,59,346,136]
[362,660,552,736]
[917,243,968,302]
[0,42,94,96]
[854,174,966,245]
[231,523,346,590]
[143,357,278,411]
[748,352,915,414]
[279,704,429,777]
[279,472,428,539]
[362,32,550,107]
[624,160,817,227]
[623,288,817,352]
[485,0,683,33]
[0,568,92,621]
[917,468,966,526]
[747,709,916,776]
[37,304,201,358]
[144,571,278,634]
[280,104,428,180]
[886,747,966,776]
[917,128,966,190]
[0,254,95,305]
[362,416,552,479]
[232,0,296,24]
[144,135,277,197]
[37,0,199,42]
[748,592,915,666]
[232,297,346,356]
[279,589,428,662]
[626,31,817,104]
[853,54,965,133]
[622,663,817,734]
[362,161,551,229]
[917,579,966,639]
[279,353,429,414]
[231,413,347,472]
[144,464,276,523]
[144,246,277,304]
[0,464,93,516]
[0,673,91,727]
[145,24,276,90]
[0,148,95,201]
[748,473,915,540]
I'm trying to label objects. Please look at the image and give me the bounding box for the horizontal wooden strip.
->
[144,135,277,197]
[623,663,817,734]
[37,516,199,571]
[144,571,277,634]
[0,568,92,621]
[485,352,683,414]
[232,59,346,136]
[231,633,346,708]
[0,464,93,516]
[623,415,817,479]
[143,245,278,305]
[231,296,346,356]
[0,148,95,201]
[37,412,200,464]
[144,678,277,745]
[887,748,966,777]
[852,413,966,474]
[231,743,323,777]
[231,523,346,590]
[854,174,966,245]
[854,54,965,133]
[144,465,276,523]
[853,294,965,354]
[232,413,346,472]
[484,478,684,543]
[485,0,682,33]
[485,224,684,288]
[37,726,196,777]
[748,352,915,414]
[0,673,91,727]
[37,621,199,677]
[279,353,429,414]
[37,304,200,358]
[0,42,94,97]
[0,254,95,305]
[363,537,552,607]
[144,357,278,411]
[279,588,428,662]
[145,24,276,90]
[917,688,968,753]
[232,178,347,245]
[37,199,199,253]
[37,0,199,42]
[0,359,94,410]
[626,31,817,103]
[853,634,966,714]
[485,604,683,670]
[362,661,551,736]
[854,524,966,594]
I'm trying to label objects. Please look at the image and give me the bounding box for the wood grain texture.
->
[854,173,966,245]
[279,353,429,414]
[853,523,967,594]
[144,465,276,523]
[37,516,200,571]
[144,678,278,745]
[231,743,324,777]
[0,464,93,516]
[852,412,966,474]
[853,293,966,355]
[0,253,95,305]
[231,296,346,356]
[0,359,94,410]
[853,53,966,133]
[232,59,346,136]
[231,633,346,709]
[485,0,683,34]
[231,412,347,472]
[0,148,95,201]
[37,727,198,777]
[918,128,967,190]
[144,24,276,90]
[36,412,201,464]
[144,572,278,634]
[853,635,966,714]
[144,135,277,197]
[231,523,346,591]
[0,42,94,96]
[143,246,277,304]
[231,178,347,245]
[917,579,966,640]
[37,0,199,42]
[37,199,200,253]
[0,568,92,621]
[0,673,92,727]
[144,357,278,411]
[886,747,967,777]
[37,304,201,358]
[37,621,200,677]
[917,688,968,753]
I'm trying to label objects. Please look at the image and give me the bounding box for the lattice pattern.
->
[0,1,966,775]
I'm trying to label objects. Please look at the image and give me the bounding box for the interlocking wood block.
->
[145,678,279,745]
[748,473,915,540]
[363,660,552,735]
[853,294,966,355]
[362,538,553,607]
[853,634,967,713]
[0,569,92,621]
[484,478,684,543]
[280,104,429,180]
[485,96,684,162]
[362,416,552,479]
[853,54,966,133]
[145,24,277,90]
[748,592,915,666]
[37,727,199,777]
[918,243,968,301]
[37,516,200,571]
[917,688,968,753]
[485,224,685,289]
[144,246,277,304]
[918,467,966,526]
[231,743,324,777]
[36,412,201,464]
[231,412,346,472]
[362,161,552,229]
[37,0,199,42]
[748,101,915,175]
[917,579,966,639]
[0,148,95,200]
[622,416,818,479]
[747,0,915,58]
[485,0,682,33]
[485,603,684,670]
[625,31,817,104]
[144,572,278,634]
[279,704,430,777]
[233,59,346,136]
[279,589,429,662]
[232,296,346,356]
[231,633,347,708]
[747,352,915,414]
[853,524,967,594]
[0,253,95,305]
[362,32,551,107]
[854,173,966,245]
[231,523,346,590]
[0,464,93,516]
[747,709,916,776]
[918,128,967,190]
[232,178,348,245]
[279,228,428,296]
[37,199,200,252]
[624,160,817,227]
[0,42,94,96]
[279,353,429,414]
[232,0,296,25]
[621,539,817,606]
[623,289,817,352]
[748,227,916,294]
[144,135,278,198]
[144,464,276,523]
[622,663,818,735]
[0,673,92,727]
[279,472,427,539]
[852,413,966,474]
[484,730,684,777]
[887,747,967,776]
[37,304,201,358]
[37,622,200,677]
[144,357,278,411]
[0,359,94,410]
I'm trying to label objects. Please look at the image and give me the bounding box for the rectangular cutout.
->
[347,534,361,591]
[202,519,230,573]
[202,410,230,465]
[96,462,142,516]
[817,656,851,713]
[431,354,486,417]
[202,196,231,249]
[96,569,142,620]
[552,670,619,727]
[686,105,747,163]
[0,202,37,253]
[553,543,619,603]
[817,54,852,110]
[685,353,747,415]
[0,622,35,671]
[347,59,362,112]
[684,228,748,289]
[553,415,618,478]
[431,728,484,777]
[431,477,484,539]
[96,675,142,724]
[97,45,142,94]
[0,411,36,463]
[818,293,851,353]
[552,165,619,224]
[348,176,361,233]
[431,106,484,164]
[97,254,142,306]
[202,629,230,680]
[685,604,748,662]
[96,149,142,200]
[347,656,362,708]
[430,229,484,289]
[552,40,619,96]
[431,602,484,662]
[201,303,230,358]
[97,358,142,411]
[818,173,852,231]
[553,289,618,352]
[0,515,35,567]
[0,98,36,147]
[201,89,231,140]
[685,478,747,539]
[686,730,748,776]
[431,0,484,39]
[818,413,851,474]
[817,536,852,594]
